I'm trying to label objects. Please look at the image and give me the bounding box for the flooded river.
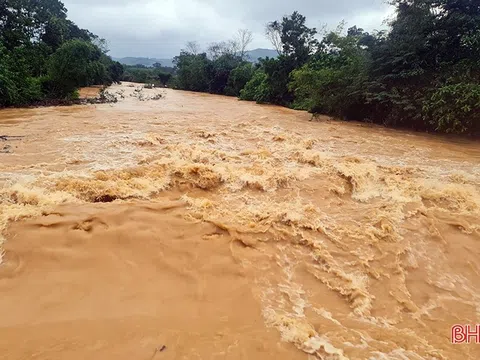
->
[0,83,479,359]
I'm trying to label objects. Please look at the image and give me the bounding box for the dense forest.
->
[0,0,123,106]
[1,0,479,134]
[172,0,480,134]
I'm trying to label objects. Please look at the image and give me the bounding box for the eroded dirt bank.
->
[0,83,479,359]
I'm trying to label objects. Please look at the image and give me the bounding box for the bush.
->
[225,63,254,96]
[289,32,370,119]
[207,54,243,94]
[48,39,103,97]
[239,70,268,102]
[0,45,44,106]
[173,52,211,92]
[423,83,480,134]
[0,53,18,106]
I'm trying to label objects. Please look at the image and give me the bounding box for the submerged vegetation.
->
[0,0,123,106]
[172,1,480,134]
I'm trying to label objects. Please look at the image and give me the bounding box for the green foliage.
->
[261,56,300,105]
[0,0,67,50]
[47,40,103,97]
[173,52,211,92]
[157,72,172,85]
[122,67,149,83]
[241,12,320,105]
[105,58,124,84]
[0,0,122,106]
[237,2,479,134]
[290,29,370,119]
[208,54,243,94]
[225,63,254,96]
[423,83,480,133]
[172,12,319,103]
[173,48,251,95]
[364,0,480,131]
[0,43,43,106]
[277,11,319,66]
[239,70,269,102]
[121,64,173,86]
[2,0,473,134]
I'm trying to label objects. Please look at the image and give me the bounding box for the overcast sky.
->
[62,0,394,58]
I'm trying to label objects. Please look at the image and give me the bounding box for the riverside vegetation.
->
[1,0,479,134]
[171,1,480,134]
[0,0,124,106]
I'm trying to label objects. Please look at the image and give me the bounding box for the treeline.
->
[173,31,255,96]
[0,0,124,106]
[173,0,480,134]
[121,63,173,86]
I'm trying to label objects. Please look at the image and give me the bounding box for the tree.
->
[157,71,172,85]
[423,83,480,133]
[48,39,104,97]
[239,70,268,102]
[235,29,253,60]
[290,28,371,118]
[280,11,319,66]
[364,0,480,132]
[207,40,239,60]
[208,53,243,94]
[0,0,120,106]
[265,21,283,55]
[250,12,320,105]
[92,36,109,54]
[41,17,67,50]
[185,41,200,55]
[266,12,318,65]
[108,61,124,83]
[226,62,254,96]
[0,0,67,50]
[173,51,211,92]
[0,43,42,106]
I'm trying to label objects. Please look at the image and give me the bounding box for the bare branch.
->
[235,29,253,60]
[207,40,238,59]
[185,41,200,55]
[92,37,109,53]
[265,21,283,55]
[228,39,240,56]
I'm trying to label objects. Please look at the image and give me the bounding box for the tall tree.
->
[185,41,200,55]
[280,11,319,66]
[0,0,67,49]
[265,20,283,55]
[366,0,480,130]
[48,39,104,96]
[235,29,253,60]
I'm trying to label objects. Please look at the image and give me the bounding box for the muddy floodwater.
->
[0,83,479,360]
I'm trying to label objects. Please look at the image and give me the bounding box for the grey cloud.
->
[62,0,392,58]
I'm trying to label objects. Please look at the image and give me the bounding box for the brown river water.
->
[0,83,479,359]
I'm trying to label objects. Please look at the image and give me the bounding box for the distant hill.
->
[245,48,278,62]
[113,48,278,68]
[112,57,175,68]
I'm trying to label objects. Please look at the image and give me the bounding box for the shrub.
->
[423,83,480,134]
[225,63,254,96]
[239,70,268,102]
[48,39,103,97]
